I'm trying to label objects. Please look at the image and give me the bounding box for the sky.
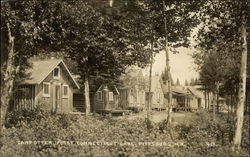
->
[143,47,199,85]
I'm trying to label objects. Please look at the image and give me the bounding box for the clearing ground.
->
[118,110,197,124]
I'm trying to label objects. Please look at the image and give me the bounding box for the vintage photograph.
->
[0,0,249,156]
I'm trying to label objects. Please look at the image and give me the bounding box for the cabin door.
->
[53,84,61,113]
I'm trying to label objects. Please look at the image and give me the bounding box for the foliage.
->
[175,78,180,86]
[191,1,248,149]
[1,0,64,83]
[5,102,51,128]
[192,0,247,95]
[119,67,147,89]
[1,108,249,157]
[126,107,143,113]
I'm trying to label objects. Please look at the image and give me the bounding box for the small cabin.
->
[94,84,120,112]
[119,85,145,109]
[171,87,192,112]
[150,76,165,110]
[10,59,80,113]
[187,87,205,109]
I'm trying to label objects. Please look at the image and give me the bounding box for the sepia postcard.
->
[0,0,249,157]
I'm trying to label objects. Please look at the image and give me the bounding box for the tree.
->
[176,78,180,86]
[107,0,205,128]
[189,77,195,86]
[185,79,189,86]
[232,24,247,151]
[192,0,247,150]
[58,0,157,114]
[145,0,205,128]
[0,0,153,131]
[1,0,62,133]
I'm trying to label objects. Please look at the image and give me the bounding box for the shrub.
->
[5,104,51,128]
[126,106,143,113]
[1,109,249,157]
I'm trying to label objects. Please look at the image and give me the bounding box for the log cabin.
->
[10,59,80,113]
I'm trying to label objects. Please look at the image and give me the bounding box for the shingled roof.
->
[96,84,120,95]
[172,87,189,95]
[187,86,204,98]
[24,59,80,89]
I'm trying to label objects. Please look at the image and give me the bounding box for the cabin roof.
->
[96,84,119,95]
[24,59,80,89]
[186,86,203,98]
[172,87,187,94]
[150,76,163,92]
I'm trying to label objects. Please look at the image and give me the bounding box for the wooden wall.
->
[119,88,145,109]
[151,82,164,110]
[36,63,74,113]
[172,94,193,111]
[12,85,35,111]
[13,63,75,113]
[73,92,95,112]
[94,90,119,111]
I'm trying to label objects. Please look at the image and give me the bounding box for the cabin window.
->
[63,85,69,98]
[109,92,114,101]
[97,92,102,101]
[53,67,60,79]
[43,82,50,97]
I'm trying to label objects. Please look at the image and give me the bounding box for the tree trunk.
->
[234,91,238,115]
[227,95,230,120]
[212,91,216,121]
[0,23,16,135]
[230,93,233,113]
[232,25,247,151]
[207,91,210,111]
[163,0,172,126]
[245,95,248,114]
[109,0,114,7]
[146,41,153,128]
[84,75,90,115]
[215,82,220,113]
[204,87,207,109]
[216,94,219,113]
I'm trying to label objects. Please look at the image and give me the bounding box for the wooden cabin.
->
[187,86,205,109]
[171,87,192,112]
[119,85,145,110]
[159,72,194,112]
[10,59,80,113]
[73,89,95,113]
[94,84,120,113]
[118,68,146,111]
[150,76,165,110]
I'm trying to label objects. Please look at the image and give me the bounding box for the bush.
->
[5,104,51,128]
[126,106,143,113]
[172,111,249,156]
[1,109,249,157]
